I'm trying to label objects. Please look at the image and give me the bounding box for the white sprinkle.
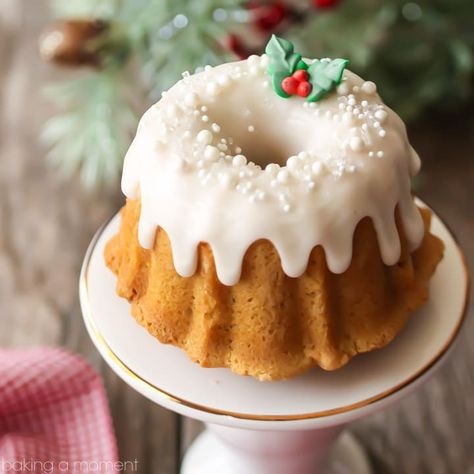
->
[377,151,384,158]
[257,191,266,200]
[183,130,191,139]
[234,146,242,154]
[287,156,300,171]
[265,163,279,175]
[211,123,221,133]
[233,154,247,167]
[197,130,213,145]
[362,124,368,131]
[312,162,323,175]
[298,151,309,161]
[348,98,356,106]
[219,173,235,189]
[277,169,290,184]
[373,121,381,128]
[361,100,368,107]
[352,86,360,93]
[362,81,377,95]
[379,129,386,137]
[249,66,259,76]
[204,65,213,72]
[204,145,220,161]
[368,151,374,157]
[337,82,350,96]
[248,125,255,133]
[218,143,228,152]
[349,136,364,152]
[374,109,388,123]
[270,179,278,187]
[202,115,209,122]
[260,55,270,68]
[262,80,269,88]
[200,106,208,112]
[282,203,291,213]
[217,74,231,87]
[206,82,220,96]
[247,54,259,67]
[184,92,199,107]
[342,112,353,123]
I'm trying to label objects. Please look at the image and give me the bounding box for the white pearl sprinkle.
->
[282,204,291,213]
[202,115,209,122]
[197,130,213,145]
[211,123,221,133]
[349,136,364,152]
[265,163,279,175]
[352,86,360,93]
[233,154,247,167]
[362,81,377,95]
[379,129,386,137]
[260,55,270,68]
[377,151,384,158]
[206,82,220,96]
[248,125,255,133]
[204,65,213,72]
[184,92,199,107]
[368,151,374,157]
[287,156,300,171]
[342,112,353,123]
[277,169,290,184]
[247,54,259,67]
[234,146,242,154]
[219,173,235,189]
[312,162,323,175]
[217,74,231,87]
[337,82,350,95]
[204,145,220,161]
[374,109,388,123]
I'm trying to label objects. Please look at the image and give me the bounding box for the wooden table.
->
[0,2,472,473]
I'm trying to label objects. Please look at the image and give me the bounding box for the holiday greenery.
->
[265,35,348,100]
[41,0,474,189]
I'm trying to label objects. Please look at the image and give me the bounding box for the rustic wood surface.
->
[0,1,472,473]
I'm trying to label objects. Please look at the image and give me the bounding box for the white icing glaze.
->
[122,55,425,286]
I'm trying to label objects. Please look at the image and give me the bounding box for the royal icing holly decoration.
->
[264,35,349,102]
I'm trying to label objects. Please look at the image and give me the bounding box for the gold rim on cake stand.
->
[79,205,470,422]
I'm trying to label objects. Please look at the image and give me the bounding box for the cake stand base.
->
[181,425,372,474]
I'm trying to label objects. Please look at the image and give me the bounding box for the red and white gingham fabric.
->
[0,347,118,473]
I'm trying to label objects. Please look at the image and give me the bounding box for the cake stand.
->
[79,200,469,474]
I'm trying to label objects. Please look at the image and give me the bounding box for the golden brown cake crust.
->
[104,199,444,381]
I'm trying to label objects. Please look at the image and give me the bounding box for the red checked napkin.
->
[0,347,118,472]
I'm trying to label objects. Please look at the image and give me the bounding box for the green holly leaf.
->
[307,58,349,102]
[265,35,301,75]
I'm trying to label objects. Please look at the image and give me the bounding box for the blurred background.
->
[0,0,473,472]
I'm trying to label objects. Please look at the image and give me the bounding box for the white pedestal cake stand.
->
[79,201,469,474]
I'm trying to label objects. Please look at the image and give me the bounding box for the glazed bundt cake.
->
[105,36,444,381]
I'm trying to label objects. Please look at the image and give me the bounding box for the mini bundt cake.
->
[105,36,444,381]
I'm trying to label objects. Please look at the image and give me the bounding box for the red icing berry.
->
[297,81,312,97]
[293,69,309,82]
[281,76,298,95]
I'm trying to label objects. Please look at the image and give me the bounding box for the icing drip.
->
[122,55,425,286]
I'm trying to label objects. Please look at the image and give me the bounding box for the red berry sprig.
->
[281,68,312,98]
